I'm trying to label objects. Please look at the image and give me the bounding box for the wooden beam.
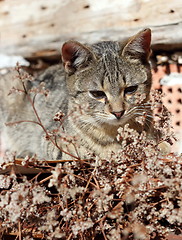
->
[0,0,182,57]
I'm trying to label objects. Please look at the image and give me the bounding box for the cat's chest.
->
[65,117,121,158]
[63,135,121,159]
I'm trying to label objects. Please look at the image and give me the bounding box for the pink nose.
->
[111,110,125,119]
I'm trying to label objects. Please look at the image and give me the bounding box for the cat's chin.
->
[104,116,128,126]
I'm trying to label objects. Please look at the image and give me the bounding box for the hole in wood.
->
[176,109,180,114]
[22,34,27,38]
[168,88,173,93]
[176,121,180,126]
[168,99,172,104]
[41,6,47,10]
[83,5,90,9]
[178,88,182,93]
[134,18,140,22]
[177,99,182,104]
[169,9,175,13]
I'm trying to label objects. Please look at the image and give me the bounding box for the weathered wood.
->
[0,0,182,58]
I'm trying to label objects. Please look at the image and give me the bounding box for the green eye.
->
[89,91,106,99]
[124,85,138,95]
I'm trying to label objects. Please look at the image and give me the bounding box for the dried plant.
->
[0,65,182,240]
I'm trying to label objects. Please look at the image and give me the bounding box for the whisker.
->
[131,116,152,131]
[126,108,152,120]
[135,112,153,119]
[125,108,154,129]
[133,113,153,129]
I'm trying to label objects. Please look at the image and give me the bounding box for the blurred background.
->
[0,0,182,153]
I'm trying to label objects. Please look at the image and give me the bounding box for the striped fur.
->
[0,29,155,160]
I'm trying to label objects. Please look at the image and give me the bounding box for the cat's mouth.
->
[92,110,131,126]
[111,110,125,120]
[105,113,129,126]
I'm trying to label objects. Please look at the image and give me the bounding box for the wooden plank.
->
[0,0,182,57]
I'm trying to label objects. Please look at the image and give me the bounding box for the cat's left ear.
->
[122,28,152,62]
[61,41,95,74]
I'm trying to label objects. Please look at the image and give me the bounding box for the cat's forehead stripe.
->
[92,42,125,87]
[102,51,121,85]
[92,41,120,55]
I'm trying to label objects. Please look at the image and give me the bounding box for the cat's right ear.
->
[122,28,152,62]
[61,41,94,75]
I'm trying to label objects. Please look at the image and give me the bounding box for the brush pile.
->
[0,66,182,240]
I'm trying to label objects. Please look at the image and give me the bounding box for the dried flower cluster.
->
[0,66,182,240]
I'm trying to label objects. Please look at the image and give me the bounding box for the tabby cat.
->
[0,28,155,160]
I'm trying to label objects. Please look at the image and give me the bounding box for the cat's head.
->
[61,29,152,126]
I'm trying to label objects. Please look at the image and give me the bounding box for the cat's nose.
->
[111,110,125,119]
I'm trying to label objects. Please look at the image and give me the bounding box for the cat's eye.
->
[89,90,106,99]
[124,85,138,95]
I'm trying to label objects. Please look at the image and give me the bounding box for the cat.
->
[0,28,156,160]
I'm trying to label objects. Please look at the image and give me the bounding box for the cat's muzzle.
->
[111,110,125,120]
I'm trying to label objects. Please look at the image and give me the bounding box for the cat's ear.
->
[122,28,151,62]
[61,41,95,74]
